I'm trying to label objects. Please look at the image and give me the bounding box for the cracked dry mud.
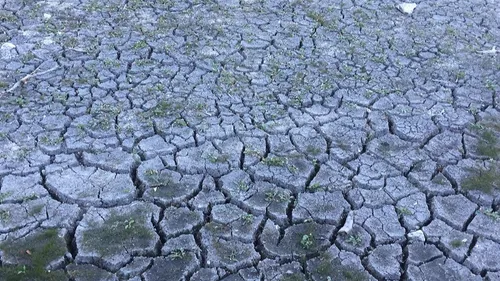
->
[0,0,499,280]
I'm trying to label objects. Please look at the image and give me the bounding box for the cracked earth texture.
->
[0,0,499,280]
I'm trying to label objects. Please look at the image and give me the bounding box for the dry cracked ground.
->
[0,0,499,280]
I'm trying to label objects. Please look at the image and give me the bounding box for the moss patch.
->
[396,206,413,216]
[476,130,499,159]
[141,100,183,118]
[212,239,249,264]
[306,145,322,156]
[206,153,230,163]
[81,212,154,256]
[262,156,287,167]
[310,252,368,281]
[280,273,306,281]
[0,229,68,281]
[461,165,500,194]
[471,120,500,159]
[450,239,465,248]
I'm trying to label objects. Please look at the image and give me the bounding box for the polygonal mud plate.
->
[260,220,334,259]
[292,191,350,224]
[45,166,136,207]
[143,254,200,281]
[209,204,264,243]
[202,236,259,272]
[137,157,203,206]
[0,198,80,232]
[250,152,315,193]
[307,244,372,281]
[66,264,118,281]
[219,170,292,226]
[75,202,161,271]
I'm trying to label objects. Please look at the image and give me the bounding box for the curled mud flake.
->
[338,211,354,234]
[397,3,417,14]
